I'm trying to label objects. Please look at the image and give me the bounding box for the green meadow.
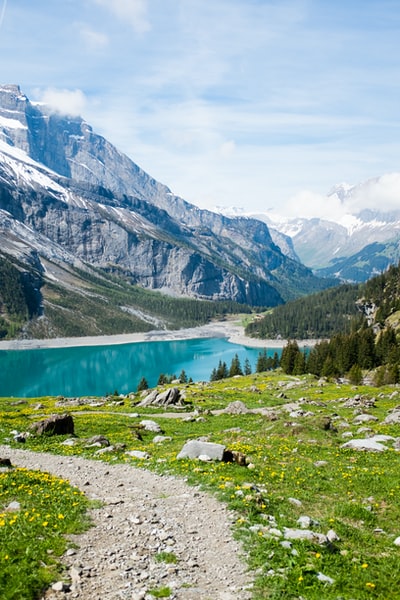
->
[1,370,400,599]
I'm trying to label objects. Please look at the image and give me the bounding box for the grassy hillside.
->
[1,370,400,598]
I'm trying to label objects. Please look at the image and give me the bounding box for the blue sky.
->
[1,0,400,219]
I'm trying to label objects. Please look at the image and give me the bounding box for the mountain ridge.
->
[220,181,400,283]
[0,84,332,338]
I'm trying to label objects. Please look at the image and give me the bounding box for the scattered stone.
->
[288,497,302,507]
[268,528,283,538]
[341,437,388,452]
[343,395,376,409]
[177,440,226,461]
[297,515,318,529]
[140,420,162,433]
[384,410,400,425]
[125,450,150,460]
[283,528,326,544]
[223,401,250,414]
[94,446,118,455]
[353,413,378,424]
[61,438,77,446]
[6,501,21,512]
[86,435,110,447]
[314,460,328,468]
[394,536,400,546]
[326,529,340,542]
[153,435,172,444]
[317,572,335,584]
[30,413,74,436]
[51,581,70,592]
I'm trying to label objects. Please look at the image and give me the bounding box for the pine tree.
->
[348,364,362,385]
[210,368,218,382]
[244,358,252,375]
[229,354,243,377]
[137,376,149,391]
[256,349,268,372]
[293,350,306,375]
[280,341,300,374]
[179,369,188,383]
[216,360,229,379]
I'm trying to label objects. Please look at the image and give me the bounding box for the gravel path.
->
[0,446,252,600]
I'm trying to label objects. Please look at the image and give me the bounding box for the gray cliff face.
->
[0,85,330,307]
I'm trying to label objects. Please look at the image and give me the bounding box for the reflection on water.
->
[0,337,279,398]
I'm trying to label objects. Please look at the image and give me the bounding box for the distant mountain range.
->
[0,84,332,338]
[220,182,400,283]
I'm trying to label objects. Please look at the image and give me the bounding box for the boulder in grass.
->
[177,440,226,461]
[30,413,74,436]
[223,401,250,415]
[341,437,387,452]
[86,435,110,447]
[384,410,400,425]
[140,420,162,433]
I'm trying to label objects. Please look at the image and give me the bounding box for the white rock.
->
[317,572,335,584]
[326,529,340,542]
[297,515,312,528]
[288,497,302,507]
[341,438,387,452]
[394,536,400,546]
[140,420,162,433]
[353,414,378,424]
[283,528,326,544]
[269,528,283,537]
[125,450,150,460]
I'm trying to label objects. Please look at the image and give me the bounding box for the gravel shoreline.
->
[0,446,253,600]
[0,319,315,351]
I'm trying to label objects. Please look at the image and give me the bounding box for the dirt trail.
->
[0,446,252,600]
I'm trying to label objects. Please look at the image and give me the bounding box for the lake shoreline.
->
[0,319,316,351]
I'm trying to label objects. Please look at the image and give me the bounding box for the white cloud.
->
[34,88,87,117]
[280,172,400,222]
[79,26,109,50]
[283,190,346,221]
[92,0,150,33]
[219,140,236,158]
[349,173,400,214]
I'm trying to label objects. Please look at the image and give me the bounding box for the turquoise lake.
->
[0,337,279,398]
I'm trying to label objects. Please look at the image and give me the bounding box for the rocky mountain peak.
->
[0,84,332,318]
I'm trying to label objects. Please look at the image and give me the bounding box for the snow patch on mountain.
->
[0,115,27,129]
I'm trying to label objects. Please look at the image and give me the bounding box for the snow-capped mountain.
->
[220,178,400,283]
[0,84,332,336]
